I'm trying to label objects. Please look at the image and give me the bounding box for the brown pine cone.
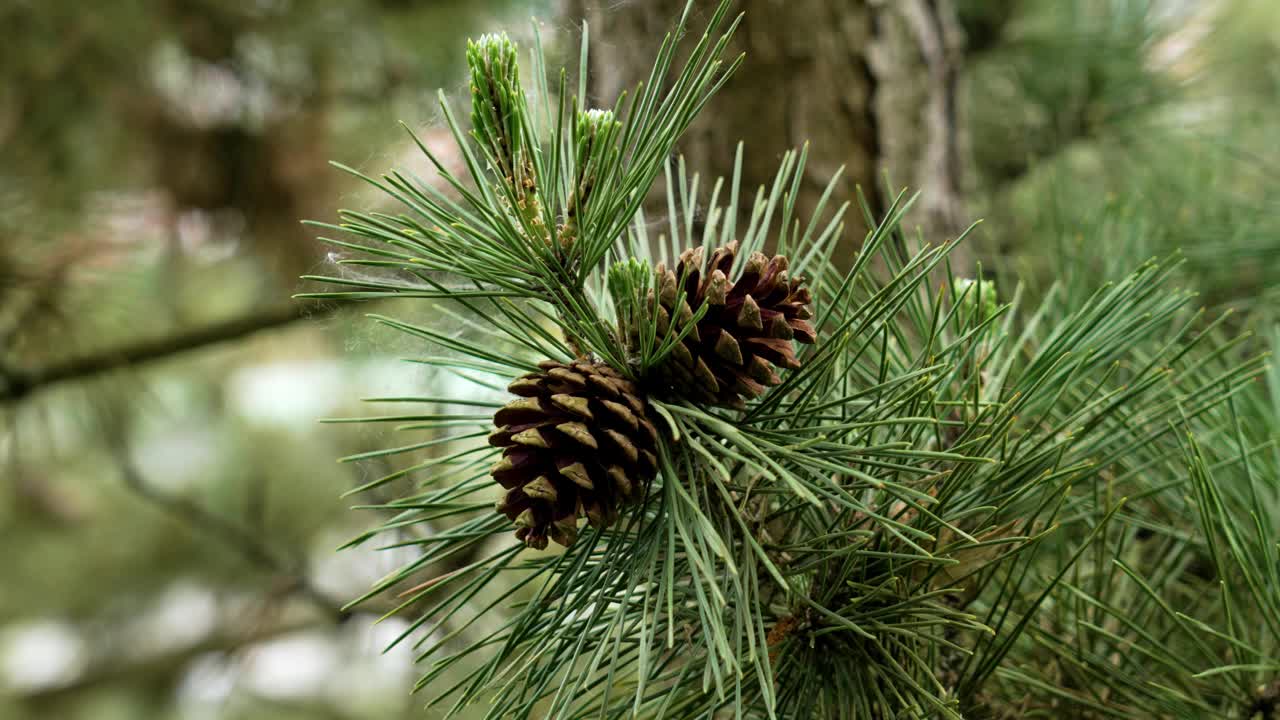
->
[644,241,815,408]
[488,359,661,549]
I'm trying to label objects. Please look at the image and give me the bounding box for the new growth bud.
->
[468,33,549,247]
[467,33,523,178]
[608,258,651,349]
[558,109,622,253]
[577,108,619,142]
[955,277,999,325]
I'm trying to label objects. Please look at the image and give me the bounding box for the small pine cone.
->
[489,359,661,549]
[644,241,815,408]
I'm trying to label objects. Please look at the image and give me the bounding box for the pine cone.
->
[644,242,815,407]
[489,360,660,549]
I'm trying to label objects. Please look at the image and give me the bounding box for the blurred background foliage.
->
[0,1,552,718]
[0,0,1277,718]
[963,0,1280,312]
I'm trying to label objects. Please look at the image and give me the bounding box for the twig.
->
[15,617,323,708]
[0,302,338,404]
[106,431,352,622]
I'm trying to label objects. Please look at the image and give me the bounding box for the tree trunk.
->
[565,0,968,260]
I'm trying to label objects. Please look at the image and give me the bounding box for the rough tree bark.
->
[565,0,968,261]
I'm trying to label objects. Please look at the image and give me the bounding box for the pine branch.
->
[298,2,1277,717]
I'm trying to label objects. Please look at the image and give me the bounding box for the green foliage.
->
[969,0,1280,313]
[309,2,1278,718]
[0,3,549,719]
[303,2,742,372]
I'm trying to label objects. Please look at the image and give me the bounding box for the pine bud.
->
[576,108,620,145]
[468,33,523,179]
[955,277,998,325]
[609,258,652,347]
[468,33,549,247]
[559,109,621,250]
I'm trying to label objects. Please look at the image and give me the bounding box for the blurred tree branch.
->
[101,425,352,622]
[15,616,323,709]
[9,427,473,712]
[0,302,337,405]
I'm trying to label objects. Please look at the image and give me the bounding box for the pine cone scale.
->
[633,241,816,407]
[489,359,660,549]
